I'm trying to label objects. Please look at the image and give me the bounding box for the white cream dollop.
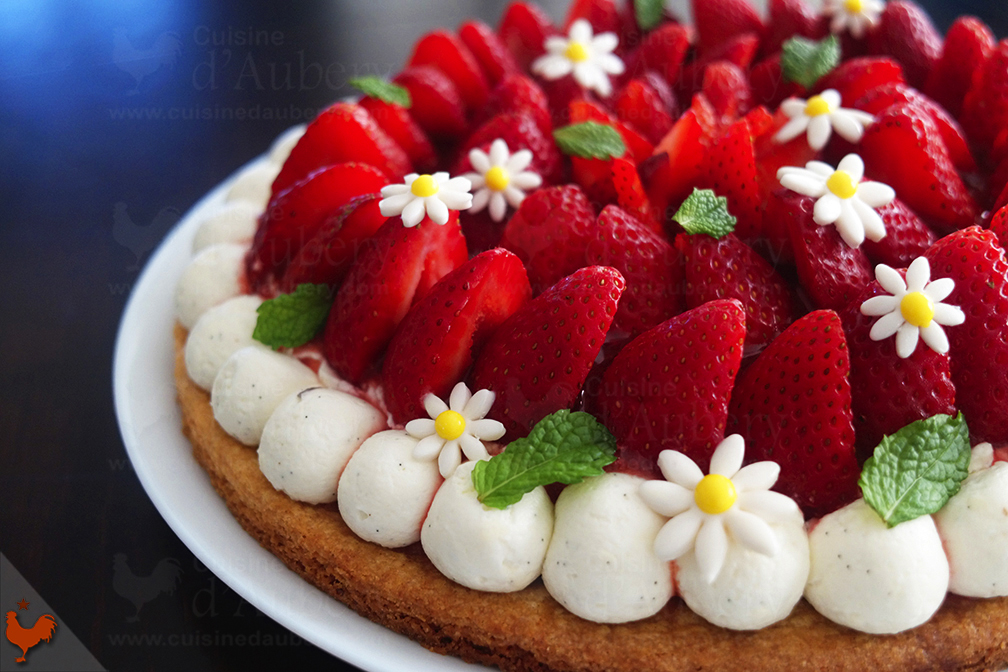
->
[337,430,443,548]
[542,473,673,624]
[934,461,1008,598]
[421,460,553,592]
[258,387,388,504]
[174,242,247,330]
[193,201,262,252]
[210,346,318,446]
[226,161,280,210]
[184,295,265,390]
[804,498,949,634]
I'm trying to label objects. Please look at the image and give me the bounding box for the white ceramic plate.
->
[112,156,488,672]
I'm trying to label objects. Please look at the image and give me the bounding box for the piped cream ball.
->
[174,242,247,329]
[184,295,265,390]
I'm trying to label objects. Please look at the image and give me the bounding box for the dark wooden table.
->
[1,1,1004,670]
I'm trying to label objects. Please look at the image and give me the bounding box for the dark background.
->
[0,0,1004,670]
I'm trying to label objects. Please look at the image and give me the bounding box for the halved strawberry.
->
[271,103,409,197]
[247,162,390,293]
[322,213,468,383]
[760,0,822,58]
[358,97,437,172]
[623,23,691,88]
[860,101,978,233]
[678,33,761,100]
[498,1,558,70]
[750,55,806,109]
[692,0,765,55]
[990,205,1008,250]
[614,74,677,145]
[959,38,1008,153]
[697,116,763,239]
[727,310,860,516]
[839,279,956,461]
[598,299,746,473]
[867,0,942,89]
[924,227,1008,444]
[859,197,937,268]
[393,66,469,141]
[474,74,552,135]
[923,16,995,119]
[381,249,531,423]
[611,156,661,230]
[459,20,521,86]
[814,56,905,104]
[701,60,754,121]
[408,30,490,113]
[470,266,625,439]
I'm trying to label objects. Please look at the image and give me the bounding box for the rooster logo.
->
[112,202,179,270]
[112,28,182,94]
[112,554,183,623]
[5,600,57,664]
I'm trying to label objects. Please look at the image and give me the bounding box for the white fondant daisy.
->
[823,0,885,39]
[859,256,965,359]
[405,382,505,478]
[462,139,543,223]
[379,172,473,228]
[531,19,625,97]
[639,435,801,584]
[776,89,876,150]
[777,153,895,248]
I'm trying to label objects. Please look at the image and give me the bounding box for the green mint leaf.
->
[859,413,971,527]
[471,410,617,509]
[348,76,411,108]
[252,283,332,350]
[553,122,627,160]
[635,0,664,30]
[673,188,737,238]
[780,35,841,89]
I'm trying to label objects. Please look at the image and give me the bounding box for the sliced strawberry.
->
[381,249,531,423]
[727,310,860,516]
[563,0,621,38]
[598,299,746,473]
[760,0,822,58]
[697,116,763,239]
[248,162,390,292]
[498,1,558,70]
[787,193,873,311]
[760,187,803,265]
[923,16,995,119]
[459,20,521,86]
[614,75,677,145]
[692,0,764,55]
[279,194,386,293]
[456,111,563,185]
[678,33,761,99]
[624,23,691,88]
[701,60,753,121]
[569,99,654,163]
[839,280,956,461]
[393,66,469,141]
[750,55,806,109]
[271,102,409,197]
[611,156,661,230]
[860,197,937,268]
[990,205,1008,250]
[814,57,905,105]
[474,74,552,136]
[357,97,437,172]
[408,30,490,113]
[322,214,468,383]
[867,0,942,89]
[676,232,794,351]
[470,266,625,439]
[860,101,978,233]
[644,99,718,224]
[959,39,1008,153]
[924,227,1008,444]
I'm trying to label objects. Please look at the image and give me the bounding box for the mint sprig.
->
[781,35,841,90]
[553,122,627,160]
[252,283,332,350]
[673,188,737,239]
[348,76,412,108]
[635,0,664,30]
[471,410,617,509]
[859,413,971,527]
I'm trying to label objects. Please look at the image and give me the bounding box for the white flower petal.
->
[695,517,730,583]
[737,490,799,522]
[378,192,414,217]
[780,98,807,116]
[653,507,704,561]
[438,441,462,478]
[835,197,866,248]
[544,36,569,54]
[414,434,446,461]
[569,19,593,43]
[469,148,491,174]
[780,171,827,197]
[463,389,495,419]
[924,277,956,303]
[459,432,490,462]
[821,89,842,108]
[423,393,448,419]
[464,173,486,190]
[489,138,510,167]
[657,450,704,489]
[813,193,843,225]
[506,149,534,173]
[489,191,508,222]
[932,302,965,326]
[860,294,901,316]
[869,310,906,341]
[830,12,848,35]
[445,175,472,191]
[855,180,895,208]
[639,480,695,517]
[441,188,475,212]
[731,461,780,492]
[905,256,932,292]
[830,109,867,143]
[852,197,886,242]
[405,418,436,438]
[470,188,491,213]
[532,54,573,80]
[380,183,411,197]
[775,116,810,144]
[725,509,779,557]
[503,184,526,209]
[596,52,625,76]
[875,263,908,295]
[448,381,471,413]
[848,109,876,126]
[807,114,833,150]
[591,31,619,54]
[425,195,450,225]
[895,321,921,358]
[709,434,745,478]
[837,153,864,182]
[919,321,950,355]
[806,161,836,177]
[468,418,506,441]
[401,198,427,227]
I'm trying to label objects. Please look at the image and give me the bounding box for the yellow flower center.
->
[485,166,510,191]
[844,0,864,13]
[565,41,590,62]
[826,170,858,199]
[694,474,738,515]
[804,95,833,117]
[435,410,466,440]
[900,291,935,328]
[411,174,440,198]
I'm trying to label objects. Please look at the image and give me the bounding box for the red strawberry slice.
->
[569,99,654,163]
[459,20,521,86]
[475,74,552,136]
[990,205,1008,250]
[563,0,621,39]
[381,249,531,423]
[860,197,936,268]
[271,103,409,198]
[760,0,823,57]
[814,57,905,105]
[923,16,995,119]
[924,227,1008,444]
[470,266,625,439]
[676,231,795,351]
[498,1,558,70]
[611,156,661,231]
[598,299,746,473]
[750,55,806,109]
[959,39,1008,152]
[860,101,978,233]
[839,279,956,461]
[408,30,490,113]
[727,310,860,516]
[358,97,437,173]
[701,60,754,121]
[393,66,469,141]
[456,111,563,185]
[692,0,765,55]
[867,0,942,89]
[279,194,386,293]
[322,213,468,383]
[614,75,677,145]
[247,162,390,293]
[678,33,761,100]
[697,116,763,239]
[624,23,691,88]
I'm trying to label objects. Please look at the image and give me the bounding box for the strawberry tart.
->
[171,0,1008,669]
